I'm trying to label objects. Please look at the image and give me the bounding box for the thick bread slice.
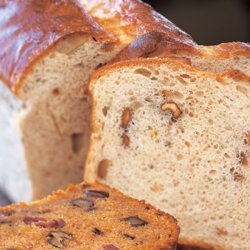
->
[0,0,196,202]
[0,0,122,202]
[85,58,250,250]
[0,182,179,250]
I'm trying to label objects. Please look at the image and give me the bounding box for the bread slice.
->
[0,182,179,249]
[0,0,196,203]
[0,0,123,203]
[85,58,250,250]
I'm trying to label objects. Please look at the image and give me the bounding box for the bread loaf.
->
[0,0,197,202]
[0,182,179,249]
[85,58,250,250]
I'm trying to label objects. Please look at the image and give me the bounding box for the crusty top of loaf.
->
[200,42,250,58]
[80,0,196,46]
[0,0,111,93]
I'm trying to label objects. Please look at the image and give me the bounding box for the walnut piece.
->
[97,160,111,179]
[122,134,130,147]
[47,230,73,248]
[84,190,109,199]
[122,216,148,227]
[161,102,182,122]
[121,108,132,129]
[70,198,94,211]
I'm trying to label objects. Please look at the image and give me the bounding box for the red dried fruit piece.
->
[0,210,15,217]
[23,216,46,225]
[23,217,65,228]
[37,219,65,229]
[70,198,94,211]
[102,244,119,250]
[47,230,73,248]
[84,190,109,199]
[122,216,148,227]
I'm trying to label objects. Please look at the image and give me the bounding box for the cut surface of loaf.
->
[85,58,250,250]
[0,182,179,250]
[0,0,197,202]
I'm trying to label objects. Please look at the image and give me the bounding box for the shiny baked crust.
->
[80,0,196,46]
[0,0,111,93]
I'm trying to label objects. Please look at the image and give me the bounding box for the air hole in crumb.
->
[145,97,153,103]
[151,76,158,81]
[71,133,84,154]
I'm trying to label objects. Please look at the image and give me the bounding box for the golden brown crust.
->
[177,238,226,250]
[80,0,196,46]
[0,0,111,93]
[81,0,199,62]
[112,30,200,63]
[200,42,250,59]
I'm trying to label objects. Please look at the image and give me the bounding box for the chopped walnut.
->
[161,102,182,122]
[216,227,228,236]
[84,190,109,199]
[97,159,111,179]
[122,134,130,147]
[122,216,148,227]
[244,132,250,145]
[121,108,132,129]
[47,230,73,248]
[102,106,109,116]
[233,172,245,182]
[70,198,94,211]
[237,152,249,166]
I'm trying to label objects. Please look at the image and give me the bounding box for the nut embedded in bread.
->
[85,58,250,250]
[0,182,179,249]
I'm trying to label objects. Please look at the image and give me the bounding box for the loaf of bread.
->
[0,182,179,249]
[85,58,250,250]
[0,0,196,202]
